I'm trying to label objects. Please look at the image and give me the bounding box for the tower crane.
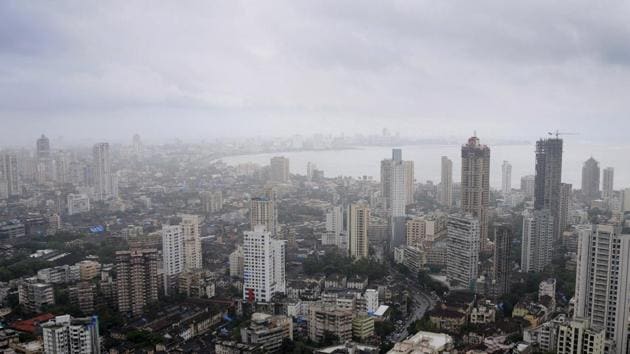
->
[548,130,579,138]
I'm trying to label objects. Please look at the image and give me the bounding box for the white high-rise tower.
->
[243,225,286,303]
[574,224,630,353]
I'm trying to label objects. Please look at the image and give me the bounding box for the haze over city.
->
[2,2,630,354]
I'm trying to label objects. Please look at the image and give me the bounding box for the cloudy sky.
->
[1,1,629,145]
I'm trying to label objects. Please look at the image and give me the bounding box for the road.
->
[388,268,438,342]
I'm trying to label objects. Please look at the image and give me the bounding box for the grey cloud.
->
[0,0,629,144]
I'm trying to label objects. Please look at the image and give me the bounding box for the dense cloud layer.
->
[1,1,629,144]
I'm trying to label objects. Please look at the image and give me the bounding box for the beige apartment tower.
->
[460,136,490,251]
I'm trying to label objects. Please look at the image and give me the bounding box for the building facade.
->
[574,224,630,353]
[243,226,286,303]
[439,156,453,207]
[348,203,370,259]
[115,249,159,317]
[446,214,480,290]
[460,136,490,251]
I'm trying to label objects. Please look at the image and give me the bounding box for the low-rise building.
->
[18,279,55,313]
[556,317,605,354]
[352,315,374,340]
[388,331,454,354]
[428,309,467,333]
[308,304,353,344]
[470,303,495,324]
[240,313,292,353]
[523,314,567,353]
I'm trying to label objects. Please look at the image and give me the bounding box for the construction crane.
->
[548,130,579,138]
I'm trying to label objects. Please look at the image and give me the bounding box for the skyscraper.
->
[36,134,51,160]
[602,167,614,201]
[115,249,159,317]
[403,160,415,205]
[535,137,563,241]
[181,214,202,270]
[92,143,113,201]
[36,134,53,182]
[461,136,490,251]
[574,224,630,353]
[446,214,480,290]
[381,149,414,210]
[521,175,535,199]
[381,149,410,248]
[42,315,100,354]
[243,225,286,303]
[270,156,290,183]
[501,161,512,196]
[1,154,20,197]
[581,157,600,202]
[348,203,370,259]
[439,156,453,207]
[324,206,346,249]
[559,183,572,234]
[492,223,511,299]
[162,224,185,277]
[521,209,553,272]
[250,189,277,236]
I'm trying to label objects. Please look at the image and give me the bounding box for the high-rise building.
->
[492,224,511,299]
[623,188,630,213]
[1,154,19,197]
[381,149,410,248]
[556,317,605,354]
[324,206,346,249]
[162,224,185,277]
[601,167,614,201]
[270,156,290,183]
[243,225,286,303]
[581,157,600,202]
[521,175,536,199]
[404,160,415,206]
[36,134,51,160]
[461,136,490,251]
[201,190,223,213]
[521,209,553,273]
[229,245,244,278]
[574,224,630,353]
[92,143,113,201]
[250,190,277,236]
[348,203,370,259]
[439,156,453,207]
[181,215,202,270]
[446,214,480,290]
[382,149,414,209]
[559,183,572,233]
[42,315,100,354]
[535,138,563,241]
[502,161,512,196]
[307,162,317,181]
[132,133,143,158]
[115,249,159,317]
[36,134,54,182]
